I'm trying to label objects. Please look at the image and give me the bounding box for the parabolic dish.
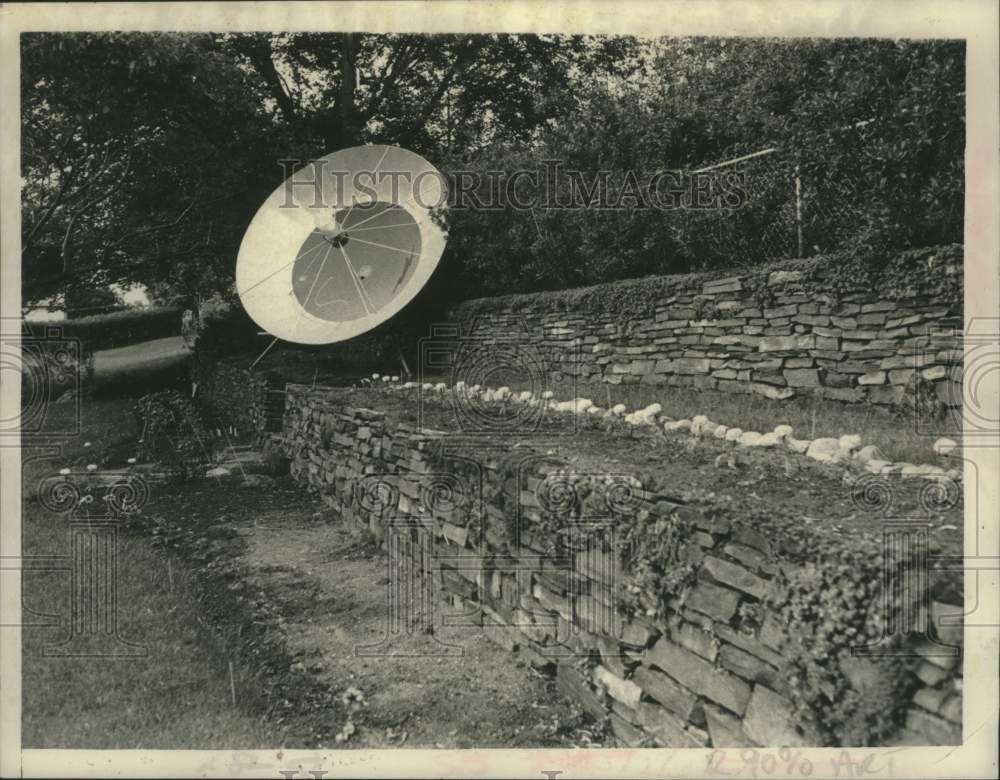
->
[236,145,448,344]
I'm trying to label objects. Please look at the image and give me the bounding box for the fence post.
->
[794,165,804,258]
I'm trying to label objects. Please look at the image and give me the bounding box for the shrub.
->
[194,297,261,357]
[135,390,212,477]
[54,306,181,355]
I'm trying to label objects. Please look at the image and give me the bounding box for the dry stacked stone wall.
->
[446,245,963,407]
[261,380,962,748]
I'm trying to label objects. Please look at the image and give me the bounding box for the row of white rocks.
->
[374,375,961,481]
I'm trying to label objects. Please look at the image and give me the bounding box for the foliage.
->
[768,549,921,746]
[54,306,181,355]
[807,244,963,304]
[21,33,276,307]
[688,495,935,747]
[452,268,718,321]
[783,39,965,259]
[617,508,698,618]
[451,244,962,324]
[63,284,123,318]
[224,33,641,154]
[438,38,964,302]
[22,34,964,316]
[135,389,212,476]
[193,295,263,357]
[893,372,949,422]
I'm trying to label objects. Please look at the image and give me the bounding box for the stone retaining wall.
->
[266,380,963,748]
[445,245,963,407]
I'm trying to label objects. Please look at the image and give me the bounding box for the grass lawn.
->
[21,391,602,749]
[21,396,277,748]
[89,335,191,398]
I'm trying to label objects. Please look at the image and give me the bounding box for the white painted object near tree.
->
[933,437,959,456]
[627,403,662,426]
[839,434,863,453]
[806,438,845,463]
[786,437,811,454]
[773,425,793,440]
[854,444,886,464]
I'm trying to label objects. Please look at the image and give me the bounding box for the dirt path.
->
[143,476,602,749]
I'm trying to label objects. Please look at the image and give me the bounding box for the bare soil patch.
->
[137,476,605,748]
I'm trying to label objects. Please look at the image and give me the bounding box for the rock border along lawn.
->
[381,377,963,481]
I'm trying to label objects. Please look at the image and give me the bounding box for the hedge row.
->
[50,306,181,354]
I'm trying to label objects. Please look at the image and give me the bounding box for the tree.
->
[22,34,963,314]
[22,32,640,310]
[438,37,965,300]
[224,32,641,157]
[649,37,965,258]
[63,284,122,318]
[21,33,277,308]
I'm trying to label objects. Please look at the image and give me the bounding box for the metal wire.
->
[674,146,870,264]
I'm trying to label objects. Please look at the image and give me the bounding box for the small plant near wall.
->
[894,372,949,422]
[767,543,922,746]
[135,390,212,477]
[692,296,721,321]
[736,600,763,635]
[668,496,941,747]
[617,506,698,619]
[744,269,778,310]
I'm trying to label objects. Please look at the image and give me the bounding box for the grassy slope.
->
[89,336,191,398]
[21,393,602,749]
[21,397,272,748]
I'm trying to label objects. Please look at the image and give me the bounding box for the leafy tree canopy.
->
[21,33,964,311]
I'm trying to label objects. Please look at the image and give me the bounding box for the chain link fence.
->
[673,146,871,267]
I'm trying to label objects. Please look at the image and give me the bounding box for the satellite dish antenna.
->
[236,145,448,345]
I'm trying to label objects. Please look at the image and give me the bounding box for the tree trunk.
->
[325,33,361,149]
